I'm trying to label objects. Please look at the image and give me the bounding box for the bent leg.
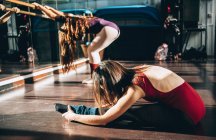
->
[83,27,119,84]
[87,26,119,64]
[111,103,194,128]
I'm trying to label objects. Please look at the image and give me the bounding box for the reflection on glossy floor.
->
[0,60,216,140]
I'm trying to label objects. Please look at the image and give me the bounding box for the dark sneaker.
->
[54,103,68,113]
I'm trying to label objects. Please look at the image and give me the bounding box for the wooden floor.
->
[0,60,216,140]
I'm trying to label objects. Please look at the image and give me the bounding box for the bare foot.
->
[82,77,93,84]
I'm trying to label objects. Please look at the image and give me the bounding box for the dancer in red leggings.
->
[56,60,205,126]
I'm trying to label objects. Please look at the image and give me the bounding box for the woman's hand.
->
[32,2,41,9]
[12,7,20,13]
[44,5,52,10]
[62,105,76,122]
[0,4,6,11]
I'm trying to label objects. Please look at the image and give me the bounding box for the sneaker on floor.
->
[82,78,93,84]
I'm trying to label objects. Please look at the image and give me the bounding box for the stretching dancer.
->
[56,60,205,127]
[0,4,20,24]
[32,3,120,83]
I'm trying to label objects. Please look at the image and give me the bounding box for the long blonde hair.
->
[58,16,90,72]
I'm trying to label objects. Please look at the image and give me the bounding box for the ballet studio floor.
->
[0,60,216,140]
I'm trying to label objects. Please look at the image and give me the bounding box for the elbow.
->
[94,119,107,126]
[100,119,115,126]
[97,116,110,126]
[100,118,112,126]
[50,15,57,19]
[95,122,107,126]
[100,122,107,126]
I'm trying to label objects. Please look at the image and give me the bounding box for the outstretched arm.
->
[0,11,12,24]
[32,3,76,20]
[0,5,20,24]
[44,5,74,17]
[62,85,145,126]
[32,2,57,20]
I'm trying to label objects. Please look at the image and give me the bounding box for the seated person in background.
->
[56,60,205,127]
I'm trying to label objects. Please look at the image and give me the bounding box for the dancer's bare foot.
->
[82,77,93,84]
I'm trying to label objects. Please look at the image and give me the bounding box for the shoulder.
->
[126,85,145,99]
[144,66,175,79]
[144,66,185,92]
